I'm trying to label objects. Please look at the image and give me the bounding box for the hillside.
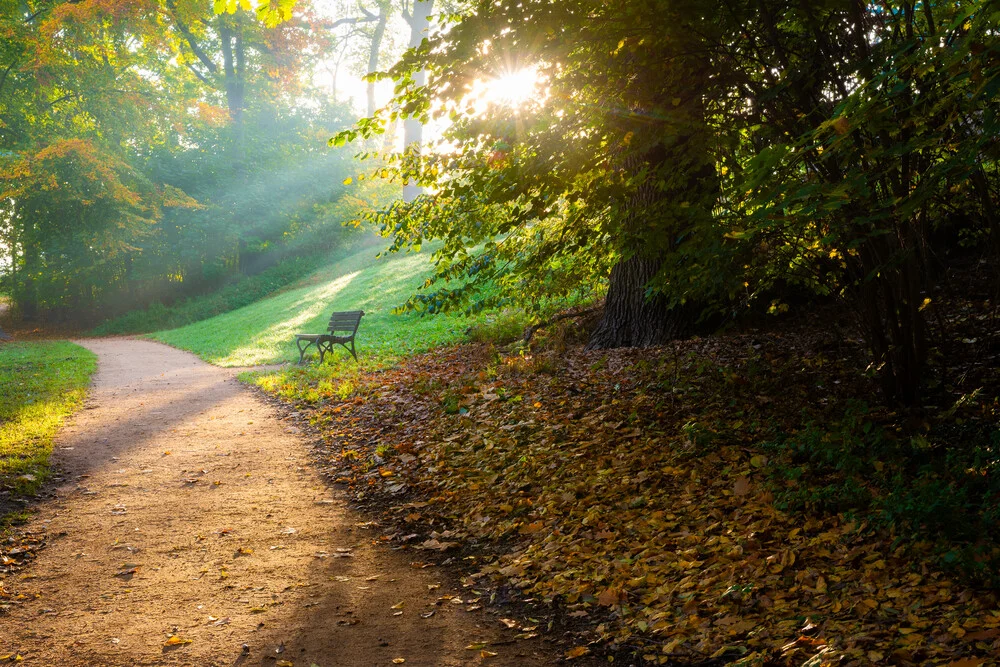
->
[150,243,506,367]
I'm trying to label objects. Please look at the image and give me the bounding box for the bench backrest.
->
[327,310,364,335]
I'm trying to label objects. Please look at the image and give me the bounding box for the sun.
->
[469,66,546,114]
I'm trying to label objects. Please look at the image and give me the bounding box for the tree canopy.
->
[0,0,376,324]
[338,0,1000,404]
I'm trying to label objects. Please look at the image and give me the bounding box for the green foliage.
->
[0,342,95,519]
[465,309,526,345]
[151,241,532,367]
[0,0,362,326]
[763,402,1000,585]
[335,0,1000,404]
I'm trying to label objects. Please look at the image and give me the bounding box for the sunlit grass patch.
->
[152,244,518,367]
[0,341,95,524]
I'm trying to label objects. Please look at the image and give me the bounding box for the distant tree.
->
[400,0,433,203]
[166,0,318,175]
[0,0,358,324]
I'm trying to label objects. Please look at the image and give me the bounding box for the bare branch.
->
[185,62,212,85]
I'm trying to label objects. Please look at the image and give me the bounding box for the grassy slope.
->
[150,244,509,368]
[0,341,96,520]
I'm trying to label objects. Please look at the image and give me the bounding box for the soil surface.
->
[0,339,555,666]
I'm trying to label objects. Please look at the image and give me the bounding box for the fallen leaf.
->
[566,646,590,658]
[733,477,751,496]
[163,636,192,647]
[597,587,622,606]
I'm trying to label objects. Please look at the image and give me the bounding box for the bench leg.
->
[349,338,357,362]
[296,338,313,364]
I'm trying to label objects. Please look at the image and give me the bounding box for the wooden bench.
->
[295,310,364,364]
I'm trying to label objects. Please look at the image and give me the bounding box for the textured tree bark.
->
[587,255,668,348]
[586,151,708,350]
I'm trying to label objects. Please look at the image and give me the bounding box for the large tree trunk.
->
[402,0,433,202]
[587,145,712,350]
[587,255,675,348]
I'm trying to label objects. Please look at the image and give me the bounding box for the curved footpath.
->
[0,339,552,666]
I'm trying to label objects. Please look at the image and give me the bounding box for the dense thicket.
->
[0,0,359,325]
[343,0,1000,405]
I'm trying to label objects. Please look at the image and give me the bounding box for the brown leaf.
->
[733,477,751,496]
[597,587,622,606]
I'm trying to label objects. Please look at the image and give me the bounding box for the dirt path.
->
[0,339,554,666]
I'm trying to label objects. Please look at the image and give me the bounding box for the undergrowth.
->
[761,399,1000,586]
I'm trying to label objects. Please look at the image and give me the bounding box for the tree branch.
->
[185,62,212,85]
[326,15,373,30]
[0,60,17,100]
[166,0,218,75]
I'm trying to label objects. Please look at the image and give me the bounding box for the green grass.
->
[150,243,523,368]
[0,341,96,520]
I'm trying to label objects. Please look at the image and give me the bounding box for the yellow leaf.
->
[277,662,294,667]
[163,636,192,647]
[392,660,406,665]
[480,650,498,658]
[566,646,590,658]
[465,643,487,650]
[343,176,353,185]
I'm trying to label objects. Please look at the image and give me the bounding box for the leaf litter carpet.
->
[285,341,1000,667]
